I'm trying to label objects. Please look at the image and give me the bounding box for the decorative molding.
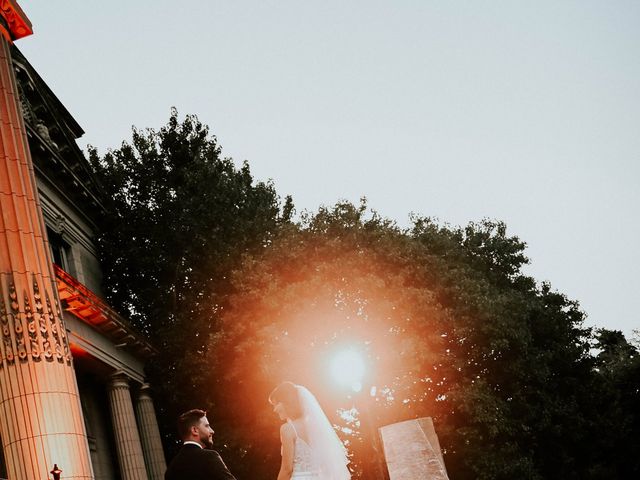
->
[39,191,99,255]
[55,265,155,359]
[0,0,32,41]
[108,371,131,390]
[33,277,53,361]
[45,283,71,363]
[0,273,72,368]
[65,319,146,384]
[0,293,14,365]
[10,282,27,361]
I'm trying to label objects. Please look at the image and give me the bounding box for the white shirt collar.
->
[183,441,203,449]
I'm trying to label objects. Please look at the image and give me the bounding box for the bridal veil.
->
[296,385,351,480]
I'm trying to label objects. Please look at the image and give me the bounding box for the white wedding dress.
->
[290,423,320,479]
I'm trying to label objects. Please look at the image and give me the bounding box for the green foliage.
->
[208,202,639,479]
[89,109,289,456]
[588,329,640,477]
[91,111,639,478]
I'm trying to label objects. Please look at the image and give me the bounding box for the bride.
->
[269,382,351,480]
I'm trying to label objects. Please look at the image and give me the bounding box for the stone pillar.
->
[107,373,148,480]
[0,2,94,479]
[135,384,166,480]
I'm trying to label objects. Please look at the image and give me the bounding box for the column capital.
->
[109,371,131,390]
[0,1,32,42]
[138,383,153,398]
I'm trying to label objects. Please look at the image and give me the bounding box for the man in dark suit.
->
[165,409,237,480]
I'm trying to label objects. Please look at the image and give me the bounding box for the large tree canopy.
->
[90,113,639,479]
[89,110,291,452]
[208,202,639,479]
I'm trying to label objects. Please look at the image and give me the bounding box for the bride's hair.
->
[269,381,303,419]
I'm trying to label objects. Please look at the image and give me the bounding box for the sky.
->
[18,1,639,337]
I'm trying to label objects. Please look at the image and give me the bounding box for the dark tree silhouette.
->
[91,112,639,479]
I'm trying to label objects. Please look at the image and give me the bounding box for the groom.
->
[165,409,237,480]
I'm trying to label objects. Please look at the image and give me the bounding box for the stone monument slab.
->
[379,417,449,480]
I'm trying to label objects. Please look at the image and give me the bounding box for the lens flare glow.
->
[330,349,366,391]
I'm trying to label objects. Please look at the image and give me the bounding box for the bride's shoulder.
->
[279,421,295,439]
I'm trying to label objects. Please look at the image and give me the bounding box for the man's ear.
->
[190,425,199,436]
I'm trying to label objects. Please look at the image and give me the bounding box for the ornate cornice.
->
[0,0,31,41]
[55,265,155,359]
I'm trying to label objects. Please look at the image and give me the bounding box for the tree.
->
[209,202,451,478]
[91,111,639,477]
[206,201,614,479]
[588,329,640,477]
[89,109,291,456]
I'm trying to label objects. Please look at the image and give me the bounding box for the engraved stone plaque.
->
[379,417,449,480]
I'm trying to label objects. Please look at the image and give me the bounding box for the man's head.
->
[177,409,214,448]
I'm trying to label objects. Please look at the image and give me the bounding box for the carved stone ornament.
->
[54,215,68,236]
[0,295,14,365]
[46,286,71,364]
[10,282,27,361]
[0,274,71,368]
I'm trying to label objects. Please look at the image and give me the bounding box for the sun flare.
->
[330,348,366,392]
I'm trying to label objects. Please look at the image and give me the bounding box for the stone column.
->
[135,384,166,480]
[0,2,94,479]
[107,373,148,480]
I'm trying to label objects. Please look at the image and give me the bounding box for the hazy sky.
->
[19,1,639,337]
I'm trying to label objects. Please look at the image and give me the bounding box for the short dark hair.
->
[177,409,206,439]
[269,381,303,420]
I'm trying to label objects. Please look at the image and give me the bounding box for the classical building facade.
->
[0,2,165,479]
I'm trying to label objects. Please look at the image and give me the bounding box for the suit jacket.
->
[165,443,237,480]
